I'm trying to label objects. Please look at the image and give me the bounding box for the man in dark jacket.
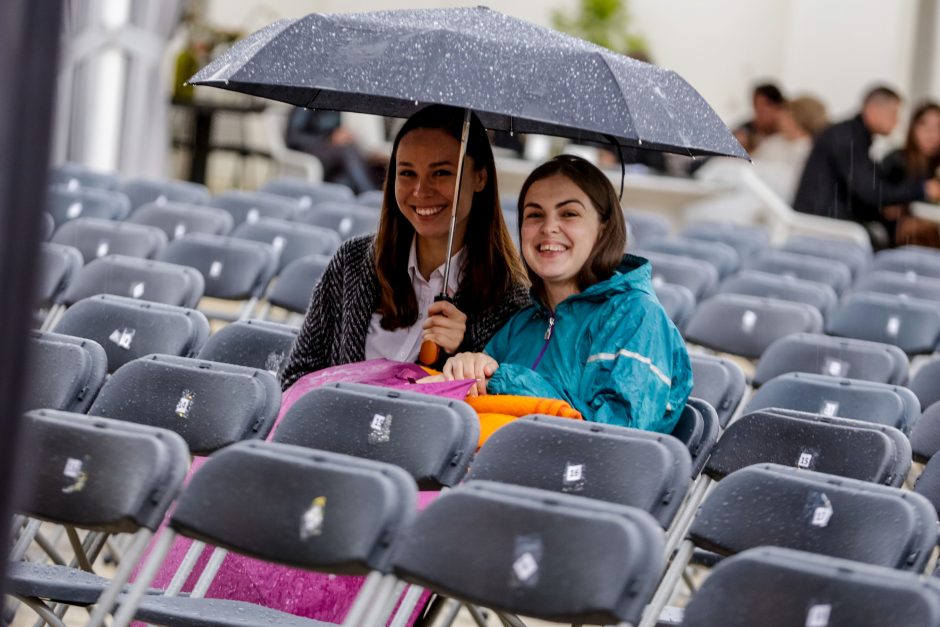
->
[793,86,940,248]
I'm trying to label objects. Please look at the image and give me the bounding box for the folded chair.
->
[25,331,107,413]
[273,382,478,489]
[653,283,695,331]
[260,177,355,207]
[639,463,938,627]
[53,294,210,373]
[45,185,131,228]
[41,212,55,241]
[36,243,83,330]
[747,249,852,294]
[116,176,210,212]
[393,480,664,626]
[52,217,167,264]
[680,546,940,627]
[127,201,234,241]
[294,201,380,240]
[640,236,740,278]
[157,233,277,321]
[88,354,281,455]
[753,332,909,387]
[626,211,672,248]
[50,162,121,191]
[197,318,298,374]
[854,269,940,303]
[718,269,837,319]
[60,254,205,309]
[780,234,871,281]
[356,189,385,210]
[828,291,940,356]
[207,189,302,226]
[909,355,940,410]
[637,250,718,300]
[909,401,940,462]
[745,372,921,434]
[688,354,746,428]
[257,254,331,321]
[6,410,188,627]
[873,245,940,280]
[684,293,823,360]
[680,220,769,265]
[231,217,341,274]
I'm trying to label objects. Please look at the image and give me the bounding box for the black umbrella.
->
[191,6,746,363]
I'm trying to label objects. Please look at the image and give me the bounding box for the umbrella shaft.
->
[441,108,471,296]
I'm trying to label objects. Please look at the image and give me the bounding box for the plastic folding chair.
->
[909,401,940,462]
[653,282,695,330]
[50,162,122,191]
[636,250,719,301]
[207,189,301,226]
[626,211,672,248]
[41,212,55,241]
[718,269,837,319]
[231,217,341,274]
[640,236,740,278]
[356,189,385,210]
[467,416,692,529]
[60,254,205,309]
[680,546,940,627]
[704,408,911,487]
[127,201,234,241]
[873,245,940,280]
[197,318,298,374]
[669,398,721,479]
[117,176,210,211]
[24,331,107,413]
[157,233,277,320]
[294,201,380,240]
[748,249,852,294]
[684,293,823,360]
[88,354,280,455]
[257,254,331,320]
[45,185,131,228]
[53,294,210,373]
[639,463,938,627]
[745,372,921,434]
[260,176,356,207]
[753,332,909,387]
[780,234,871,282]
[35,243,83,330]
[392,480,665,627]
[910,355,940,410]
[688,354,747,428]
[52,217,167,264]
[6,410,188,627]
[827,291,940,356]
[108,441,417,627]
[273,382,478,489]
[854,269,940,303]
[681,220,769,265]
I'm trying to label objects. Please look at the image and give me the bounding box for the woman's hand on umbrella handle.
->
[442,352,498,396]
[422,300,467,355]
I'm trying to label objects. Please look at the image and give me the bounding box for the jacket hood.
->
[532,254,654,313]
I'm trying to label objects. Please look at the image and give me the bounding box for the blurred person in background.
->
[735,82,787,154]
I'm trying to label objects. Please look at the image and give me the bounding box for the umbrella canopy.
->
[191,6,747,160]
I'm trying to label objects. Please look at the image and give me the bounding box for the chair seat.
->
[6,561,161,606]
[129,595,334,627]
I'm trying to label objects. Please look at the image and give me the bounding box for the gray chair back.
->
[25,331,107,413]
[62,254,205,308]
[53,217,167,263]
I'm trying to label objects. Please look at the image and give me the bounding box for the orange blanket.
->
[466,394,582,448]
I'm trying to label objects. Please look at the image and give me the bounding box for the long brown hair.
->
[903,101,940,180]
[517,155,627,308]
[374,105,525,329]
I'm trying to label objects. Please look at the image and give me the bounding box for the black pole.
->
[0,0,64,602]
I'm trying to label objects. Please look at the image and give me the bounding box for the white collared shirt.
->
[364,238,466,363]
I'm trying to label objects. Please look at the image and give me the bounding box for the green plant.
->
[551,0,649,57]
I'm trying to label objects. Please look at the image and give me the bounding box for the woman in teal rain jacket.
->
[441,155,692,433]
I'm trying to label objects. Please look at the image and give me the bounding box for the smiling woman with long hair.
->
[441,155,692,433]
[280,105,528,390]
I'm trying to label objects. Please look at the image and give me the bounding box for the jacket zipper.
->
[531,313,555,370]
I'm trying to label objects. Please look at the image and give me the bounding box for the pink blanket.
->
[135,359,474,624]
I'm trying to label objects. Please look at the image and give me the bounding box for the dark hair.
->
[374,105,526,329]
[903,101,940,179]
[863,85,902,106]
[516,155,627,308]
[753,83,785,105]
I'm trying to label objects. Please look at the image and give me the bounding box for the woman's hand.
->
[442,352,499,396]
[422,300,468,355]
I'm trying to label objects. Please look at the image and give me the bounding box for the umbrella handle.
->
[418,294,454,367]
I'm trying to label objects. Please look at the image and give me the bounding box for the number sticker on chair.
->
[300,496,327,539]
[510,535,543,588]
[369,413,392,444]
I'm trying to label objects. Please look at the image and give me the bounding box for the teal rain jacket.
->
[485,254,693,433]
